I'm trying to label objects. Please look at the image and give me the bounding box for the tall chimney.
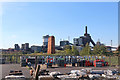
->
[85,26,87,34]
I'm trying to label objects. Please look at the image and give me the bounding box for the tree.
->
[79,43,91,56]
[64,45,72,55]
[34,51,39,53]
[65,49,72,55]
[72,46,79,56]
[92,45,107,55]
[99,45,107,55]
[64,45,71,50]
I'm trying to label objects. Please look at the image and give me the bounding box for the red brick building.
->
[47,36,55,54]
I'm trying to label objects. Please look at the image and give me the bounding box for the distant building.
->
[8,48,14,52]
[1,49,9,52]
[31,45,42,53]
[73,37,83,46]
[73,26,95,47]
[21,44,25,50]
[96,40,104,46]
[21,43,29,51]
[14,44,20,51]
[106,46,112,51]
[47,36,55,54]
[55,45,63,50]
[96,41,101,46]
[73,26,95,52]
[24,43,29,51]
[43,35,50,47]
[41,45,47,53]
[74,35,94,47]
[60,40,69,47]
[69,43,73,46]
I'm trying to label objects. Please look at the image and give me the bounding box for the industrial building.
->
[43,35,50,47]
[73,26,96,52]
[60,40,69,47]
[21,44,25,50]
[14,44,20,51]
[47,36,55,54]
[96,40,104,46]
[55,45,63,50]
[24,43,29,51]
[42,35,50,53]
[31,45,42,53]
[21,43,29,51]
[73,38,83,46]
[73,26,95,47]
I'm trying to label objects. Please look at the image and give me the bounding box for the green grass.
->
[104,56,118,66]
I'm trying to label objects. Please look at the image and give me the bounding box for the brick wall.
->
[47,36,55,54]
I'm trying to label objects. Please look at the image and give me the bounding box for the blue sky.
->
[2,2,118,48]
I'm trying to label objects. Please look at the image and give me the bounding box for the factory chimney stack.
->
[84,26,88,36]
[86,26,87,34]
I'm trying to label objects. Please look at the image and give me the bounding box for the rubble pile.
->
[38,68,120,80]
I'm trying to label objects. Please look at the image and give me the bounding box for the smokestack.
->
[85,26,87,34]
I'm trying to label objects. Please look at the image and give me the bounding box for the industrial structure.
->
[47,36,55,54]
[21,44,25,50]
[74,26,95,47]
[21,43,29,51]
[43,35,50,47]
[14,44,20,51]
[31,45,42,53]
[60,40,69,47]
[2,26,118,54]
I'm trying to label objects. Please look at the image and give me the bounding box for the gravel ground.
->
[1,64,118,79]
[1,64,32,79]
[47,66,118,74]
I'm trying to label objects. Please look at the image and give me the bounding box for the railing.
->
[0,55,119,67]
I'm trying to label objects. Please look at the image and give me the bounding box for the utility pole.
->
[111,40,112,47]
[68,36,70,42]
[111,40,112,52]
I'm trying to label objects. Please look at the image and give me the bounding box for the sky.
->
[1,2,118,49]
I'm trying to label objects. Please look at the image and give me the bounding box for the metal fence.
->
[1,55,119,67]
[1,55,21,64]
